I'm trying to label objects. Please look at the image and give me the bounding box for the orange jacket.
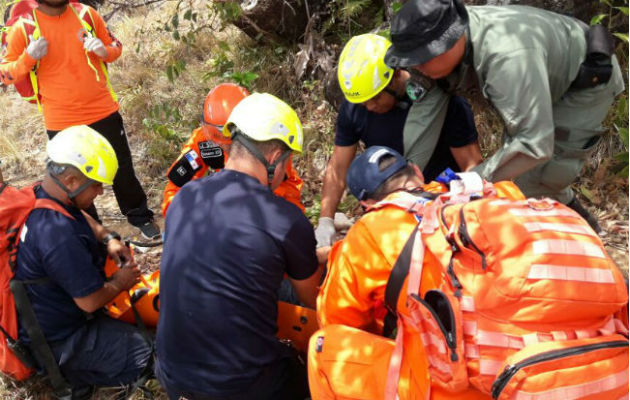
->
[161,127,304,216]
[317,181,524,399]
[0,5,121,130]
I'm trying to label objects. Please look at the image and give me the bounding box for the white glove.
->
[83,37,107,58]
[315,217,336,248]
[26,35,48,60]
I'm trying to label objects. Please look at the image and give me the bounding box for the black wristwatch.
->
[102,231,121,246]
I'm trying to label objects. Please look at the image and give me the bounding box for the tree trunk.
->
[230,0,311,43]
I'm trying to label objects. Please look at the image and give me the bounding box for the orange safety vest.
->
[161,127,305,216]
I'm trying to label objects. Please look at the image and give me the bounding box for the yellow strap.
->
[29,69,41,112]
[68,5,100,82]
[70,4,117,102]
[23,12,42,112]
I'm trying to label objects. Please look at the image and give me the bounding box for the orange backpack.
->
[0,183,71,380]
[383,181,629,399]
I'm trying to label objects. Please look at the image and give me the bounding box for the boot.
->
[566,197,602,233]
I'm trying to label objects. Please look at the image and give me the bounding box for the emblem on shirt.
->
[77,28,90,43]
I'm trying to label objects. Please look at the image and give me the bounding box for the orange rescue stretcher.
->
[103,257,319,352]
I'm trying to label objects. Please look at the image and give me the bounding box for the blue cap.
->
[346,146,408,200]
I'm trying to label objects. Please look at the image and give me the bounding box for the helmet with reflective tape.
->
[338,34,394,104]
[47,125,118,185]
[223,92,303,153]
[202,83,250,144]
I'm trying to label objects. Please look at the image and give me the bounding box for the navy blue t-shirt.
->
[156,169,318,396]
[15,187,105,344]
[335,95,478,181]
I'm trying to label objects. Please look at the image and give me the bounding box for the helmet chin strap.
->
[47,163,93,206]
[231,129,291,188]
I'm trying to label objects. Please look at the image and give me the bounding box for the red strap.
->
[33,198,74,220]
[384,317,405,400]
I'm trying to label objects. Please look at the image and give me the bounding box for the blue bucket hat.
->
[347,146,408,201]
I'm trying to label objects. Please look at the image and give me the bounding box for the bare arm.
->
[289,264,324,309]
[81,211,134,266]
[82,211,107,241]
[451,142,483,171]
[73,266,140,313]
[320,144,358,218]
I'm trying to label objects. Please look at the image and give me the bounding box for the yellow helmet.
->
[47,125,118,185]
[223,93,303,153]
[338,34,394,103]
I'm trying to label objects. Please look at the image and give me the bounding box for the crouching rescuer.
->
[156,93,324,400]
[9,126,152,398]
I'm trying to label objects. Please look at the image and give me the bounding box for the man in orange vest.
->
[1,0,159,239]
[161,83,304,216]
[313,146,510,399]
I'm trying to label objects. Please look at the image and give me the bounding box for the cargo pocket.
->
[491,335,629,400]
[314,325,396,400]
[407,290,468,392]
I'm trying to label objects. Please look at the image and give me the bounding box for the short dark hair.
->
[231,137,289,159]
[369,155,416,201]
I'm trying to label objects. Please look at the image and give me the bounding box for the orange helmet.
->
[202,83,250,144]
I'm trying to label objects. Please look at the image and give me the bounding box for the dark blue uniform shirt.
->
[335,95,478,181]
[15,187,105,344]
[156,169,318,396]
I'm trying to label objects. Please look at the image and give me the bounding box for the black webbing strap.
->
[9,279,71,398]
[382,223,419,338]
[129,301,153,345]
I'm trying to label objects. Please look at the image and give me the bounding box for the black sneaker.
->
[566,197,602,233]
[137,221,161,240]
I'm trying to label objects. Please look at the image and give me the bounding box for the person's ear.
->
[267,147,283,165]
[411,163,425,184]
[61,171,81,190]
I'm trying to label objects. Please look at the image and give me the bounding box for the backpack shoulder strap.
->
[69,2,95,34]
[67,3,118,103]
[32,198,74,220]
[382,223,419,337]
[10,279,70,397]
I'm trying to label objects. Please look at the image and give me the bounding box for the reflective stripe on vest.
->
[524,222,595,236]
[509,208,578,218]
[532,239,606,258]
[528,264,615,283]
